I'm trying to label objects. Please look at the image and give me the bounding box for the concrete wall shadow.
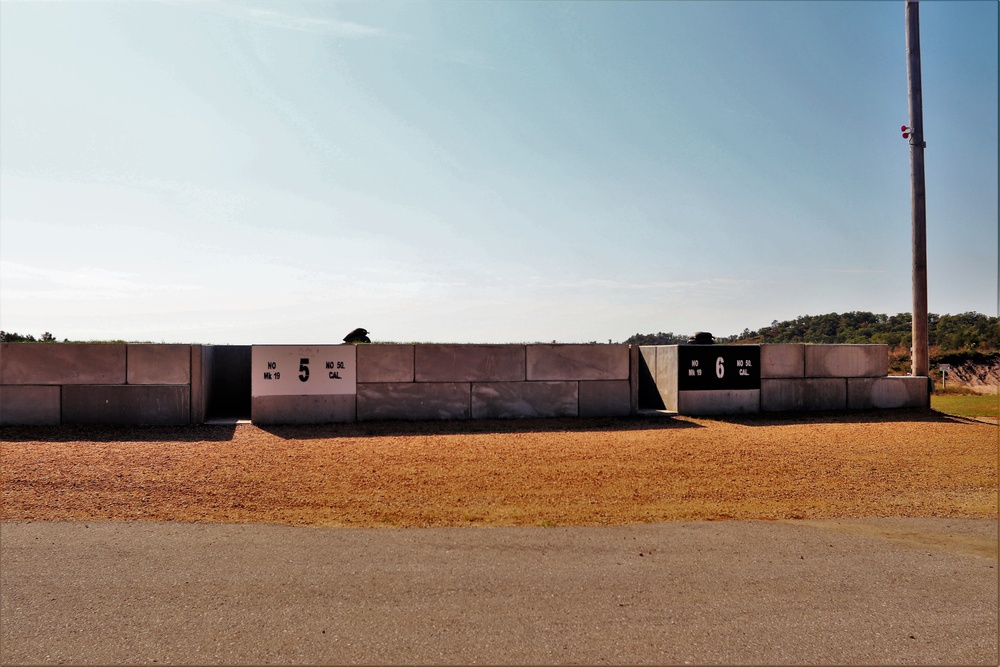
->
[258,415,704,440]
[698,408,968,427]
[0,424,239,443]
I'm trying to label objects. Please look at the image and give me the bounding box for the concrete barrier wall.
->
[256,344,634,424]
[252,394,357,424]
[640,345,759,415]
[761,344,903,412]
[1,343,197,426]
[804,345,888,378]
[760,344,805,378]
[472,381,578,419]
[527,344,630,381]
[679,389,760,415]
[1,343,929,425]
[637,346,662,409]
[1,343,635,426]
[415,345,525,382]
[847,376,931,409]
[191,345,207,425]
[0,385,61,425]
[356,382,469,421]
[127,344,190,384]
[0,343,126,385]
[358,345,414,383]
[638,346,678,411]
[761,378,847,412]
[639,344,927,415]
[395,344,629,421]
[62,385,190,425]
[581,380,632,418]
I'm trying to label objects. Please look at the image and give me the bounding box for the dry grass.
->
[2,411,996,528]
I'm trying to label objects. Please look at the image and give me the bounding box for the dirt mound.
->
[946,361,1000,394]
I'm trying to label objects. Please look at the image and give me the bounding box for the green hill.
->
[625,311,999,375]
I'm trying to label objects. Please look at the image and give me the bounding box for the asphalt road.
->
[2,518,997,665]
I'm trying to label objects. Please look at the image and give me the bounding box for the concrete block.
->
[0,385,61,425]
[580,380,631,418]
[526,344,630,381]
[127,344,190,384]
[358,382,470,421]
[1,343,126,385]
[761,379,847,412]
[197,345,215,422]
[358,345,414,383]
[415,345,525,383]
[848,377,930,410]
[251,394,356,425]
[61,385,190,425]
[628,345,640,415]
[472,382,578,419]
[677,390,760,416]
[190,346,207,424]
[804,345,888,378]
[760,344,805,378]
[655,346,680,412]
[638,346,663,410]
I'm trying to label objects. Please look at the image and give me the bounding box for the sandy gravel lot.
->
[1,410,996,528]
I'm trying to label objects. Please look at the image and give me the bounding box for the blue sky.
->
[1,0,996,344]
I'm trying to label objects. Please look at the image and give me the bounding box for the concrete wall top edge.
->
[526,344,629,381]
[1,343,127,385]
[414,345,525,382]
[127,344,191,385]
[357,344,414,383]
[760,344,805,378]
[804,344,889,378]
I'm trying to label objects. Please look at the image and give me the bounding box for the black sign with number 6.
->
[677,345,760,391]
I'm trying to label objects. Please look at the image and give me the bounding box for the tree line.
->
[0,331,59,343]
[625,311,998,363]
[725,311,998,351]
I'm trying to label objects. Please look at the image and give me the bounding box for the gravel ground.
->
[2,410,996,527]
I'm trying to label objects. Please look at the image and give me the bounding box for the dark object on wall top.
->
[343,328,371,344]
[687,332,715,345]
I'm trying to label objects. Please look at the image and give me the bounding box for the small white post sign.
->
[939,363,951,390]
[252,345,357,397]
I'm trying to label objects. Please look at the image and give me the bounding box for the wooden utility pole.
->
[906,0,929,377]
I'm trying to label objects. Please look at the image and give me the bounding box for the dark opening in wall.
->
[205,345,252,420]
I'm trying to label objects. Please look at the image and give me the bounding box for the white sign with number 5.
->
[252,345,357,396]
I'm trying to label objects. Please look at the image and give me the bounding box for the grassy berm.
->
[1,409,996,528]
[931,392,998,419]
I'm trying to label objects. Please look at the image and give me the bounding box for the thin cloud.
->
[555,278,755,291]
[819,268,890,274]
[0,262,200,301]
[167,1,392,38]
